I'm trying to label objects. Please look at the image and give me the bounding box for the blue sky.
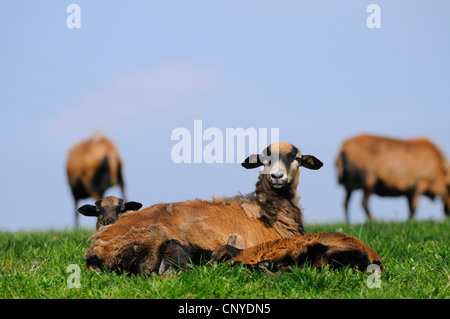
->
[1,1,449,231]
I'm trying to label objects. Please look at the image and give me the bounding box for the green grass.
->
[0,220,449,299]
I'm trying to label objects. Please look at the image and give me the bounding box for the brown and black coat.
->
[336,134,450,221]
[84,142,324,274]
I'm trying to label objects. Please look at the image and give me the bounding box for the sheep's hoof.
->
[210,245,241,263]
[84,252,105,272]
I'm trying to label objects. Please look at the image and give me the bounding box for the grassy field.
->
[0,219,449,299]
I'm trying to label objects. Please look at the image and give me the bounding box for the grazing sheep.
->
[83,142,323,275]
[211,232,383,272]
[66,132,126,228]
[336,134,450,222]
[77,196,143,230]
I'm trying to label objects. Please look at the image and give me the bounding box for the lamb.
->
[83,142,323,275]
[77,196,143,230]
[66,132,127,228]
[211,232,383,272]
[336,134,450,222]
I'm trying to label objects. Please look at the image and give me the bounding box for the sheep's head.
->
[242,142,323,193]
[77,196,142,228]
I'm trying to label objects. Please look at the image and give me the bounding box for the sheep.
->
[336,134,450,222]
[66,132,126,228]
[83,142,323,275]
[77,196,143,230]
[211,232,383,272]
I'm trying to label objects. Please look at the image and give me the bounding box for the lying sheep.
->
[77,196,143,230]
[211,232,383,272]
[84,142,323,275]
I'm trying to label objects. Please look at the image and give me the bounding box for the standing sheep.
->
[66,132,126,228]
[336,134,450,222]
[83,142,324,275]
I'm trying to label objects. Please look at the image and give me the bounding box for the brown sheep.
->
[211,232,383,272]
[336,134,450,222]
[77,196,142,230]
[66,132,126,228]
[83,142,323,275]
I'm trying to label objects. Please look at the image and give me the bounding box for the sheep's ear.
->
[77,204,98,217]
[298,155,323,170]
[124,201,143,212]
[242,154,264,169]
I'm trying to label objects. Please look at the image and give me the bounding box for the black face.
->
[77,196,143,227]
[95,198,124,226]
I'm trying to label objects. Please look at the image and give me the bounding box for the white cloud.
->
[49,61,224,140]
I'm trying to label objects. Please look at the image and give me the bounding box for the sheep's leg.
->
[74,199,79,229]
[210,235,241,263]
[362,190,373,221]
[210,245,242,263]
[406,193,418,220]
[344,188,352,223]
[157,240,192,274]
[120,184,126,202]
[85,227,171,275]
[407,183,425,220]
[117,161,126,201]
